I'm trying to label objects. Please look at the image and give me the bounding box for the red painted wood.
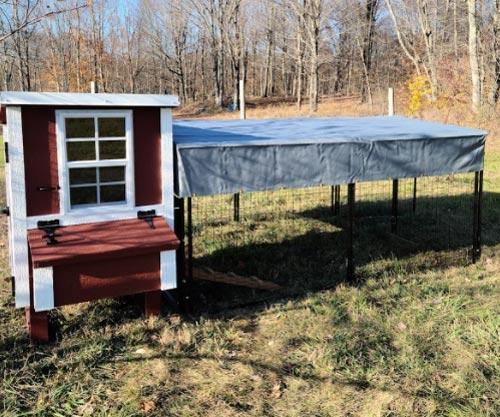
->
[25,307,49,343]
[19,106,163,215]
[0,106,6,124]
[133,108,162,205]
[144,290,162,317]
[27,216,179,268]
[53,254,161,306]
[22,107,60,216]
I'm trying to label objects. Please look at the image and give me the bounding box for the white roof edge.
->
[0,92,180,107]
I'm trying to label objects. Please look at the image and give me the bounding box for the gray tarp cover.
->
[173,116,486,198]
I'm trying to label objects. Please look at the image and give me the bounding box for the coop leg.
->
[347,183,355,280]
[391,179,399,234]
[25,307,49,343]
[472,170,483,263]
[144,290,162,317]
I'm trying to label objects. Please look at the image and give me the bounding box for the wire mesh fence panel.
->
[185,173,476,310]
[353,173,476,278]
[189,186,348,310]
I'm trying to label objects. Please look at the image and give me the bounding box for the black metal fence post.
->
[187,197,193,283]
[412,178,417,212]
[174,196,187,308]
[347,183,355,280]
[472,170,483,263]
[233,193,240,221]
[391,179,399,233]
[335,185,341,215]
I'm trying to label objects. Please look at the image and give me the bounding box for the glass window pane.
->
[99,140,126,160]
[100,166,125,183]
[65,118,94,138]
[69,168,97,185]
[67,141,96,161]
[98,117,126,137]
[100,184,126,203]
[70,186,97,206]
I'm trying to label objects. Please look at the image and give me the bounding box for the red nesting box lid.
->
[28,217,180,268]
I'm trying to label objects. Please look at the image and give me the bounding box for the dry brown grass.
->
[0,96,499,416]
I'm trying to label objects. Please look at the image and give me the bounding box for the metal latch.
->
[138,210,156,229]
[4,142,8,163]
[37,219,61,245]
[1,206,9,216]
[36,185,61,192]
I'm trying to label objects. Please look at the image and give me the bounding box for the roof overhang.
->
[0,92,180,107]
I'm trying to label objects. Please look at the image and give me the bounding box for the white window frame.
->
[56,109,135,216]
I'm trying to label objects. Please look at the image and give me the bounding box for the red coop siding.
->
[52,254,161,307]
[22,107,60,216]
[133,108,162,206]
[21,106,163,215]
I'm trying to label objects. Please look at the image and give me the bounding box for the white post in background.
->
[239,79,246,120]
[388,87,395,116]
[90,81,97,94]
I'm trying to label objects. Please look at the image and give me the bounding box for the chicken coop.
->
[0,91,487,340]
[1,92,180,342]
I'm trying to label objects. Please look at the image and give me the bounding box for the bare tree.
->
[467,0,481,111]
[491,0,500,105]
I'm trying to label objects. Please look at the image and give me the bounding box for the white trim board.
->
[33,267,54,312]
[0,92,179,107]
[160,108,177,290]
[26,203,166,229]
[160,251,177,290]
[161,108,175,229]
[55,109,135,216]
[6,107,30,308]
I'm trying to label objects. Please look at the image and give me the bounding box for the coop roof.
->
[173,115,486,197]
[0,92,179,107]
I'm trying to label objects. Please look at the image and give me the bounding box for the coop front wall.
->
[3,106,177,310]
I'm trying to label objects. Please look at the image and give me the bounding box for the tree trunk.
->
[360,0,378,103]
[491,0,500,105]
[467,0,481,112]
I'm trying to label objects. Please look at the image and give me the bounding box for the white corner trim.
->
[160,108,177,291]
[160,108,174,229]
[33,266,54,312]
[160,250,177,290]
[6,107,30,308]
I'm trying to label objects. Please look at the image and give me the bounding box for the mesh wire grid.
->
[183,172,476,310]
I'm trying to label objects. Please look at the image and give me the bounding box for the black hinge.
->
[11,276,15,297]
[37,219,61,245]
[138,209,156,229]
[4,142,8,164]
[1,206,9,216]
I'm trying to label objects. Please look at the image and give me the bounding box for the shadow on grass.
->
[185,192,500,313]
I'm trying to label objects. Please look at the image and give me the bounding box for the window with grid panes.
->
[62,113,132,209]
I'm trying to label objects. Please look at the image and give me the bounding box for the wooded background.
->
[0,0,499,113]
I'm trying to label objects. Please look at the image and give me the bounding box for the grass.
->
[1,99,499,416]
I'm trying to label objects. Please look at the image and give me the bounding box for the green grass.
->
[0,142,499,416]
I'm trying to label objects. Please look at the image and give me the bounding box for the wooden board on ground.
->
[193,267,282,291]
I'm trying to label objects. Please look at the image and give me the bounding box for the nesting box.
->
[0,92,180,342]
